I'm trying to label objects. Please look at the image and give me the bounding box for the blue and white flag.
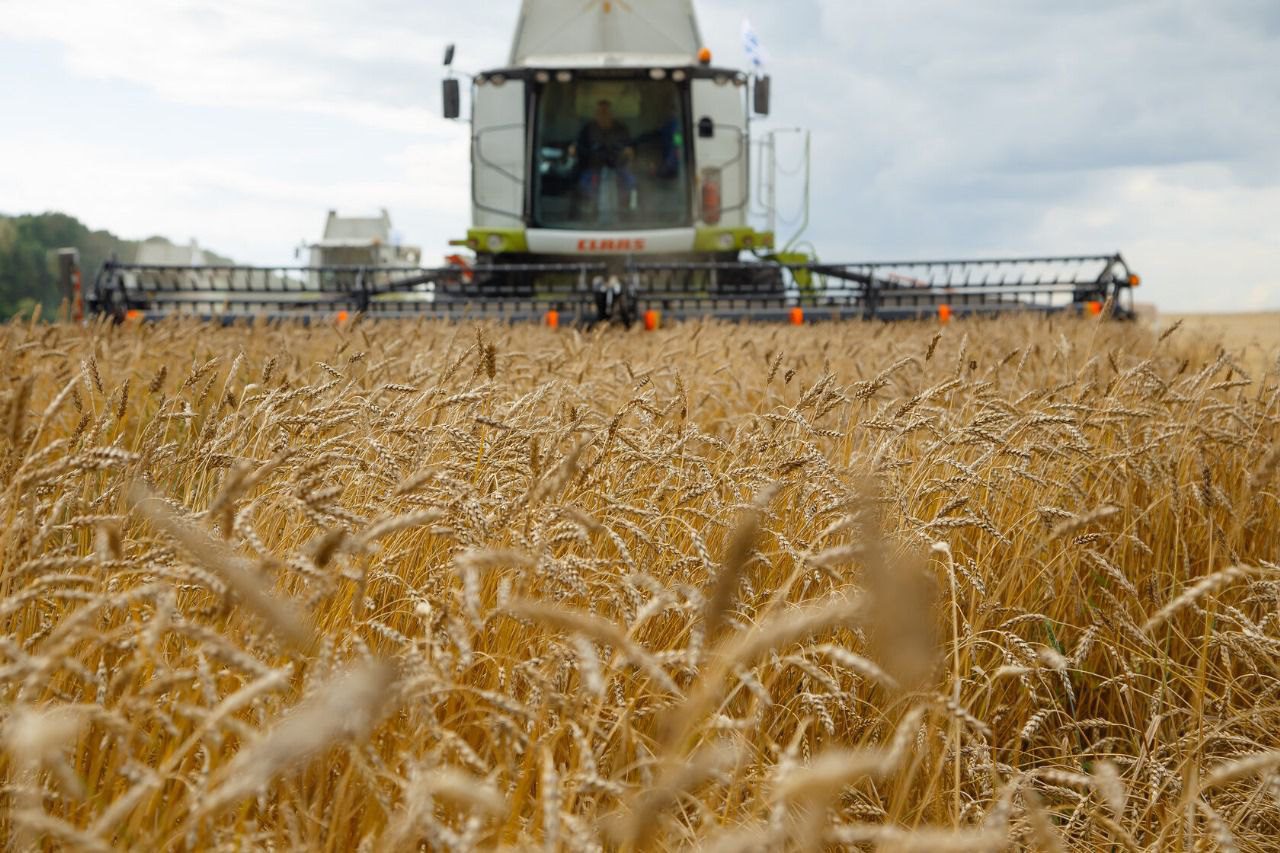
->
[741,19,767,71]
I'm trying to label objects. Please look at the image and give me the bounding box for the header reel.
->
[89,252,1138,326]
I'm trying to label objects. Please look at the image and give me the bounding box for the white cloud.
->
[0,133,470,266]
[0,0,515,131]
[1032,164,1280,312]
[1247,285,1276,311]
[0,0,492,263]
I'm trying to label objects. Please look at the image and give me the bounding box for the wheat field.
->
[1,314,1278,851]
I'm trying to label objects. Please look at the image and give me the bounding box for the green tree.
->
[0,212,231,319]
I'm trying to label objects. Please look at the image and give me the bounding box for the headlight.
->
[717,232,735,250]
[486,234,505,252]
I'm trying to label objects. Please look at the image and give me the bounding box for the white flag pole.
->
[741,19,767,72]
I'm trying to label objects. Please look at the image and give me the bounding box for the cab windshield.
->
[532,76,692,231]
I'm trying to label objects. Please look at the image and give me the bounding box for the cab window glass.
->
[533,78,691,230]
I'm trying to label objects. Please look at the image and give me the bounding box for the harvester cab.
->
[446,0,782,306]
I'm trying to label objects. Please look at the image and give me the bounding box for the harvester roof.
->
[509,0,704,68]
[135,239,207,267]
[319,209,393,247]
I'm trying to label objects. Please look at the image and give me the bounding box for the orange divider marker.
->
[938,304,952,325]
[336,310,350,325]
[125,309,142,323]
[643,309,660,331]
[789,307,804,326]
[545,309,559,329]
[1086,301,1103,317]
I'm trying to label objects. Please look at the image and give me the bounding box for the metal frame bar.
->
[88,253,1138,323]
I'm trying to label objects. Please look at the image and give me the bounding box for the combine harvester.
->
[88,0,1140,325]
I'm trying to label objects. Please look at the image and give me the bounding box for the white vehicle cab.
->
[444,0,775,275]
[84,1,1143,325]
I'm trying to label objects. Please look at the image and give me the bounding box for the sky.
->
[0,0,1277,312]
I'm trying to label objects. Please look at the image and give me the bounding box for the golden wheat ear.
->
[2,315,1278,849]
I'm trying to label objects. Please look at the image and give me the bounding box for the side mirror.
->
[443,78,461,119]
[698,116,715,139]
[753,75,771,116]
[443,43,455,67]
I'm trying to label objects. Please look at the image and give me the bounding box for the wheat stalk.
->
[1,316,1276,849]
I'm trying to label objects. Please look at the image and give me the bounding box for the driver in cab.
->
[571,99,638,213]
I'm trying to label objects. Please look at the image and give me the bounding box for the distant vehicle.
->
[302,210,433,303]
[303,210,421,270]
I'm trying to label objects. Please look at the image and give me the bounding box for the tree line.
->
[0,212,227,319]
